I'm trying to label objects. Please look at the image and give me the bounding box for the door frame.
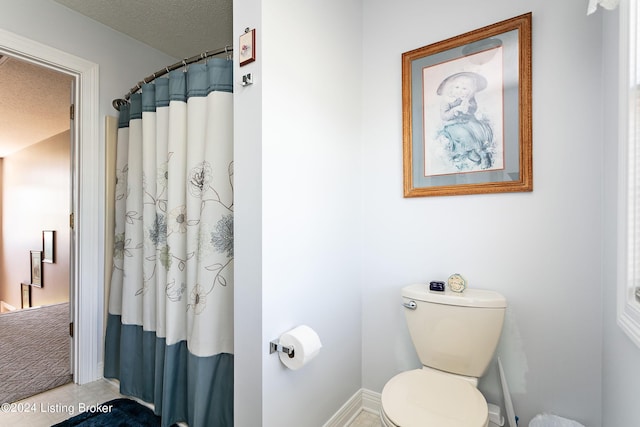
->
[0,28,102,384]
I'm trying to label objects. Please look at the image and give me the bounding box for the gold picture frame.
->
[402,13,532,197]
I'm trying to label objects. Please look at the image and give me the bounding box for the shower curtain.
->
[104,58,234,427]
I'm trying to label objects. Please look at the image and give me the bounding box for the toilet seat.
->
[380,369,489,427]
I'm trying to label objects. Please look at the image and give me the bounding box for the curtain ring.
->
[112,98,127,111]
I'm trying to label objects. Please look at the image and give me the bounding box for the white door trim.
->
[0,28,102,385]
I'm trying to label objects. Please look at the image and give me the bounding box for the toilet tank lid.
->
[402,283,507,308]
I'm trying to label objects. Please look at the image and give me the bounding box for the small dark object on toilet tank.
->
[429,281,445,292]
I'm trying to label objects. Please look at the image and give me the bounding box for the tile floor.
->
[348,410,383,427]
[0,379,382,427]
[0,379,125,426]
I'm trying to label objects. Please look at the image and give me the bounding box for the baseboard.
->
[323,388,382,427]
[97,361,104,381]
[361,388,382,414]
[105,378,382,427]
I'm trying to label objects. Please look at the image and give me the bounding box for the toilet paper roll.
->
[278,325,322,370]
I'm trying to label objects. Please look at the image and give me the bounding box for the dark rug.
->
[51,398,175,427]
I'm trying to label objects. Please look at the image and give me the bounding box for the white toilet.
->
[380,283,507,427]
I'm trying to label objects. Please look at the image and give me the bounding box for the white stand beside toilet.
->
[380,284,507,427]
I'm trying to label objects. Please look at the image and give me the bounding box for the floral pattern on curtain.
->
[104,58,234,427]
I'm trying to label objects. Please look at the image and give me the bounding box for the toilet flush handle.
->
[402,300,417,310]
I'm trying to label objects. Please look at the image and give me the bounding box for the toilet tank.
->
[402,283,506,378]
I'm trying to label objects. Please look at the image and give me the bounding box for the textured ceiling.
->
[54,0,233,59]
[0,56,73,158]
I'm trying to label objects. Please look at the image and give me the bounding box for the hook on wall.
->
[240,73,253,86]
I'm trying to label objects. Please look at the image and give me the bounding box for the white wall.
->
[236,0,608,425]
[234,0,364,426]
[361,1,603,426]
[233,0,263,424]
[0,1,616,426]
[601,7,640,427]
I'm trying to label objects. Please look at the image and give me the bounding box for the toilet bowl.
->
[380,369,489,427]
[380,284,506,427]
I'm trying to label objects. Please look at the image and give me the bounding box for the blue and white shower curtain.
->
[104,58,234,427]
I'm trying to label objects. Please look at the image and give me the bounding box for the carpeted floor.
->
[0,302,72,404]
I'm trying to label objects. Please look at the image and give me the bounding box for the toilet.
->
[380,283,507,427]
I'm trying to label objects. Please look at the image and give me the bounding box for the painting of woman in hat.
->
[436,71,495,171]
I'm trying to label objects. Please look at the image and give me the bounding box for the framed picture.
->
[239,28,256,66]
[402,13,532,197]
[30,250,42,288]
[21,283,31,309]
[43,230,55,263]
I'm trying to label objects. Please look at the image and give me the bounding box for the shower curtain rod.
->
[112,45,233,110]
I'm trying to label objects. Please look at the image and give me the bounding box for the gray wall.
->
[3,1,626,426]
[261,1,364,425]
[233,0,364,426]
[361,1,604,425]
[601,7,640,427]
[235,0,610,425]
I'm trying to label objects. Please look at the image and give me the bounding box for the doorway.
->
[0,28,102,386]
[0,55,73,306]
[0,53,74,401]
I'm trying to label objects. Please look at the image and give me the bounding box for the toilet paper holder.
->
[270,340,295,358]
